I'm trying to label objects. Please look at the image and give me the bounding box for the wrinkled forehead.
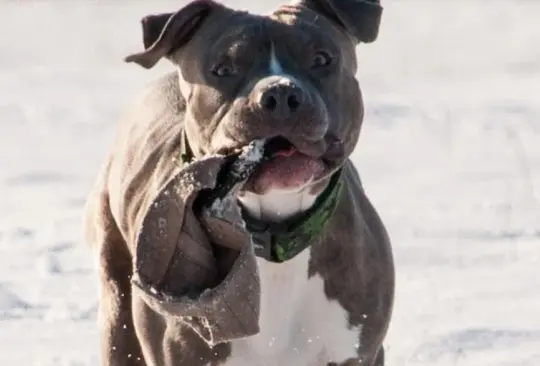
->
[188,9,352,62]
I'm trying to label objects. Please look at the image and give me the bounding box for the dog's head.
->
[125,0,382,196]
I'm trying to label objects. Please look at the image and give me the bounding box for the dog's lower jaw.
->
[237,186,319,223]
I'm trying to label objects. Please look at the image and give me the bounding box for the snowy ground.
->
[1,0,539,365]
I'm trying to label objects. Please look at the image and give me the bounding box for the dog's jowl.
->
[84,0,394,365]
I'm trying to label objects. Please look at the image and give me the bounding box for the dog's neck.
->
[236,171,343,263]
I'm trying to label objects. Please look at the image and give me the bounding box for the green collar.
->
[243,170,344,263]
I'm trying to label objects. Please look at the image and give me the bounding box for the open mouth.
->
[239,136,328,194]
[262,136,298,159]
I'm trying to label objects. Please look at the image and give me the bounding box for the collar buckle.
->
[250,230,273,261]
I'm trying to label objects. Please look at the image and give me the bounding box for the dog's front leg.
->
[88,190,146,366]
[96,241,146,365]
[371,347,385,366]
[333,346,385,366]
[364,346,385,366]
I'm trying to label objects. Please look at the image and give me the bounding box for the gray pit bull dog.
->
[84,0,395,365]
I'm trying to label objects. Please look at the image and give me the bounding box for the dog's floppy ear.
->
[300,0,383,44]
[125,0,221,69]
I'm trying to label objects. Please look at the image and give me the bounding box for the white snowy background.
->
[1,0,539,365]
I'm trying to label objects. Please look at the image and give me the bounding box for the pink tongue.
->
[247,151,325,192]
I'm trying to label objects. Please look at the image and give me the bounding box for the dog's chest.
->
[224,250,360,366]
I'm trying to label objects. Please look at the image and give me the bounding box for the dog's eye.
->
[311,51,334,69]
[211,63,236,77]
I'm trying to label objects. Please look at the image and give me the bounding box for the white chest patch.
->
[230,189,361,365]
[226,250,361,366]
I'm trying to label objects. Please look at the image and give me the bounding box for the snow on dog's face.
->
[125,0,381,195]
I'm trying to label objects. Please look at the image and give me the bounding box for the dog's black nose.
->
[256,81,305,119]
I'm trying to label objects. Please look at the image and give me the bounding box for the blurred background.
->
[1,0,539,365]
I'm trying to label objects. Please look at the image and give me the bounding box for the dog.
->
[83,0,394,365]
